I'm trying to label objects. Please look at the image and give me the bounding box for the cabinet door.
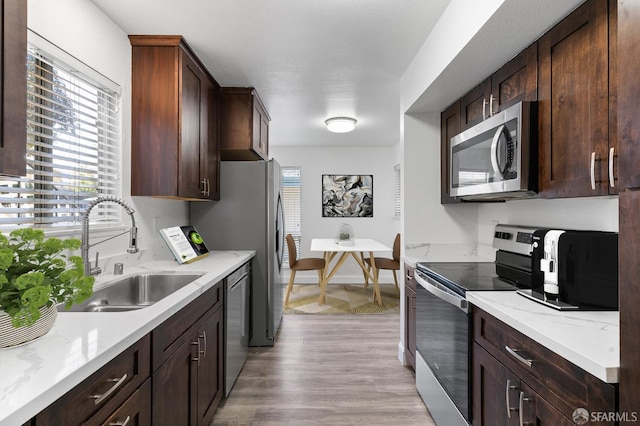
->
[538,0,609,198]
[404,264,416,370]
[519,382,575,426]
[203,83,220,200]
[251,100,269,160]
[405,285,416,370]
[606,0,618,194]
[460,78,491,131]
[619,190,640,414]
[180,49,206,199]
[0,0,27,176]
[491,42,538,113]
[618,0,640,190]
[472,343,519,426]
[152,333,198,426]
[196,308,224,426]
[440,101,461,204]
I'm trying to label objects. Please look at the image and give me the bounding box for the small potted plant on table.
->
[0,228,95,347]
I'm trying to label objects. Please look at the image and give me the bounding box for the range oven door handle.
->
[415,271,468,313]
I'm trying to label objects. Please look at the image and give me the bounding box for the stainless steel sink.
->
[57,273,204,312]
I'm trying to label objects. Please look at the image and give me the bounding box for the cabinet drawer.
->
[152,281,222,370]
[404,264,416,292]
[85,377,151,426]
[472,306,616,420]
[36,335,150,425]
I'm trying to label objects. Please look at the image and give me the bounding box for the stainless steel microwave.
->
[449,101,537,200]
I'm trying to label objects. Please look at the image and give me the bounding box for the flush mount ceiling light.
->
[325,117,357,133]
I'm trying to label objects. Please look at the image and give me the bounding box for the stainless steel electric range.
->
[414,224,536,425]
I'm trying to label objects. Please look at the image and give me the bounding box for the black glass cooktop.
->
[416,262,517,295]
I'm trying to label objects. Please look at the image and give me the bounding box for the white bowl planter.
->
[0,303,57,348]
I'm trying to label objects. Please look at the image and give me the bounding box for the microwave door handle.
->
[490,124,506,179]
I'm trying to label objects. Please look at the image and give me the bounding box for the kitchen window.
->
[282,166,301,266]
[394,163,401,218]
[0,31,121,230]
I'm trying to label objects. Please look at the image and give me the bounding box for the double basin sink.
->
[57,272,204,312]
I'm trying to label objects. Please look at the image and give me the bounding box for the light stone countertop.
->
[467,291,619,384]
[0,250,255,426]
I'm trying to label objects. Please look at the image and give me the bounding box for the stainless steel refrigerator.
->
[190,159,285,347]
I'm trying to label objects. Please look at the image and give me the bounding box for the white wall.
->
[402,112,479,248]
[28,0,189,270]
[477,197,619,245]
[270,146,401,283]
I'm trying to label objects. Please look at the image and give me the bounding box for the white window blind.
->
[0,32,121,229]
[394,163,401,217]
[282,167,301,266]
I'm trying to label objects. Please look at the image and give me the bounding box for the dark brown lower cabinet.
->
[86,378,152,426]
[473,343,574,425]
[34,280,225,426]
[152,306,223,426]
[473,343,517,425]
[472,306,617,426]
[403,264,416,370]
[35,336,151,425]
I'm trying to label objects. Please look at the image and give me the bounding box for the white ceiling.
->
[90,0,586,150]
[90,0,452,148]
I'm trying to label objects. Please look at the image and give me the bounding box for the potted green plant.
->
[0,228,95,347]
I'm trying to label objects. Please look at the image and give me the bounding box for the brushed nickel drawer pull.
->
[489,93,495,116]
[201,331,207,359]
[192,340,201,365]
[109,416,131,426]
[609,147,615,188]
[505,345,533,367]
[590,151,596,190]
[505,379,519,418]
[519,391,530,426]
[91,373,128,406]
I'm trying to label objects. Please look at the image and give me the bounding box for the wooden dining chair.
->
[284,234,326,306]
[363,233,400,288]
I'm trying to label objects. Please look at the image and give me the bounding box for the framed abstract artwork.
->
[322,174,373,217]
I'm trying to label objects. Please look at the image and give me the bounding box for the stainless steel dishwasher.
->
[225,261,250,397]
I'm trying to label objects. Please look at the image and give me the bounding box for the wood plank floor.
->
[212,314,435,425]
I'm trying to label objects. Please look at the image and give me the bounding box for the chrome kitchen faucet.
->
[81,196,139,276]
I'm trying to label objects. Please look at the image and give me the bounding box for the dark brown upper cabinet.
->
[537,0,615,198]
[617,0,640,416]
[220,87,270,161]
[440,101,461,204]
[0,0,27,177]
[460,43,538,132]
[129,35,220,200]
[441,44,537,204]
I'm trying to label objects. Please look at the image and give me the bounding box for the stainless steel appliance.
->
[224,262,250,397]
[191,159,285,346]
[450,101,537,200]
[518,229,618,310]
[414,224,536,425]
